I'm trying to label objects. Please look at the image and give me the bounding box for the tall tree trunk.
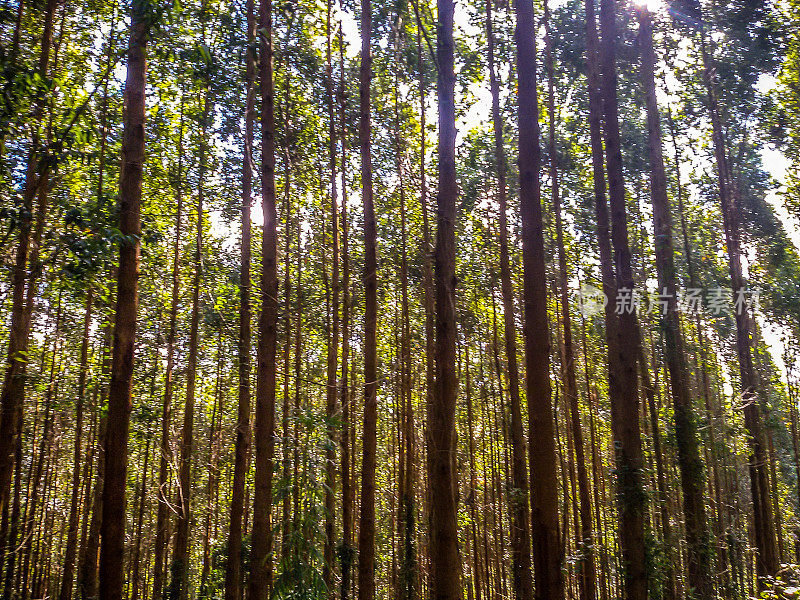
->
[97,2,150,598]
[428,1,462,598]
[153,101,184,600]
[78,325,111,600]
[637,9,713,598]
[130,435,152,600]
[545,2,595,597]
[324,0,340,591]
[514,0,563,597]
[339,26,355,600]
[698,22,779,583]
[484,2,534,599]
[224,0,254,596]
[248,0,279,593]
[168,84,208,600]
[597,0,648,596]
[0,0,59,530]
[356,0,380,594]
[59,288,93,600]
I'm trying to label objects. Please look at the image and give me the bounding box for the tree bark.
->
[484,2,534,599]
[153,100,184,600]
[428,1,462,598]
[338,25,355,600]
[0,0,59,530]
[247,0,279,593]
[97,2,149,598]
[168,84,208,600]
[637,9,713,598]
[545,2,595,596]
[59,288,93,600]
[597,0,648,596]
[324,1,340,591]
[224,0,254,596]
[357,0,380,595]
[514,0,563,597]
[698,22,779,583]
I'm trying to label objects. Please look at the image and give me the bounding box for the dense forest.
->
[1,0,800,598]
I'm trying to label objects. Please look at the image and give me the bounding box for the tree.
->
[98,1,151,599]
[248,0,279,595]
[427,1,463,598]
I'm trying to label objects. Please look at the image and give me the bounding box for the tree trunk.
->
[59,288,93,600]
[597,0,648,596]
[0,0,58,530]
[356,0,380,596]
[545,2,595,596]
[153,100,184,600]
[224,0,254,596]
[514,0,563,597]
[97,2,150,598]
[168,84,208,600]
[247,0,279,593]
[324,0,340,591]
[427,1,462,598]
[637,9,713,598]
[339,26,355,600]
[484,2,534,599]
[698,23,779,583]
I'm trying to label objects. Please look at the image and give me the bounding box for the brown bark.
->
[247,0,279,593]
[637,9,713,598]
[130,435,152,600]
[597,0,648,596]
[78,325,111,600]
[324,0,340,591]
[224,0,254,596]
[339,29,355,598]
[698,23,779,583]
[545,2,595,597]
[356,0,380,595]
[59,288,93,600]
[0,0,58,530]
[153,100,184,600]
[427,1,462,598]
[484,2,534,599]
[168,85,208,600]
[97,1,149,597]
[514,0,563,597]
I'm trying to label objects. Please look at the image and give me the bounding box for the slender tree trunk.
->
[390,28,418,597]
[427,2,462,598]
[78,325,111,600]
[698,23,779,583]
[130,436,152,600]
[0,0,58,530]
[248,0,279,592]
[356,0,380,594]
[98,2,150,598]
[59,288,93,600]
[224,1,254,597]
[484,2,534,599]
[545,3,595,597]
[514,0,563,597]
[338,25,354,600]
[324,1,340,591]
[168,84,208,600]
[153,101,184,600]
[637,9,713,598]
[597,0,648,596]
